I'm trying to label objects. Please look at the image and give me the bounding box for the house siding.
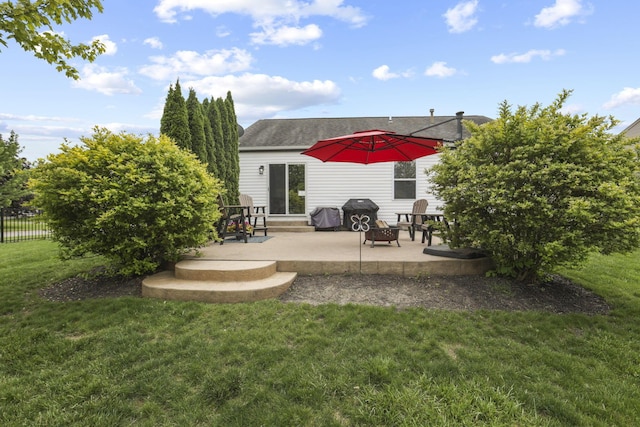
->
[239,150,444,224]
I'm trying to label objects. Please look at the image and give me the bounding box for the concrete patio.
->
[142,230,493,303]
[188,230,493,277]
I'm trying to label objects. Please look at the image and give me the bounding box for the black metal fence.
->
[0,208,50,243]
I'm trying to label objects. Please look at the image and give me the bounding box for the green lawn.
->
[1,241,639,426]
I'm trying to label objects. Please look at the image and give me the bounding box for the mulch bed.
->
[39,271,610,315]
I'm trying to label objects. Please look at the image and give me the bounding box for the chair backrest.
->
[217,193,230,216]
[239,194,252,207]
[413,199,428,224]
[239,194,254,216]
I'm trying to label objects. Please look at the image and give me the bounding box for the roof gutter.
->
[239,145,311,152]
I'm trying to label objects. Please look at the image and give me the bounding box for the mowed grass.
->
[1,241,639,426]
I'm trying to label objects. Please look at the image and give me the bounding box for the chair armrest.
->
[395,212,411,222]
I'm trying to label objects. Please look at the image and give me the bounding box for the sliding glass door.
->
[268,163,306,215]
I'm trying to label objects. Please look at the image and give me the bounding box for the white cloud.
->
[491,49,566,64]
[181,73,341,122]
[139,48,253,81]
[0,113,78,123]
[372,65,413,81]
[443,0,479,33]
[92,34,117,55]
[372,65,397,81]
[143,37,164,49]
[72,64,142,96]
[251,24,322,46]
[603,87,640,109]
[216,26,231,37]
[425,61,457,78]
[534,0,590,28]
[153,0,367,26]
[153,0,367,47]
[94,122,158,135]
[560,103,584,115]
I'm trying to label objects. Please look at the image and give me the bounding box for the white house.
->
[237,113,492,225]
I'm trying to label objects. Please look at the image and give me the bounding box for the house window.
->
[394,161,416,199]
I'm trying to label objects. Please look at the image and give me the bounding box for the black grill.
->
[341,199,379,231]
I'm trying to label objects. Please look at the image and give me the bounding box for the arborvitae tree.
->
[207,98,225,182]
[210,98,228,194]
[215,96,235,203]
[186,88,207,164]
[224,91,241,204]
[201,98,218,177]
[158,82,241,201]
[160,79,191,150]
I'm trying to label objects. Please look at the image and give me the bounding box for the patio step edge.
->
[175,260,276,281]
[268,225,316,233]
[142,270,297,303]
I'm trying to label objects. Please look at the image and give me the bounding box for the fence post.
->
[1,208,4,243]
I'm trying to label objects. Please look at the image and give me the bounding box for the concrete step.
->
[268,219,308,226]
[176,260,276,281]
[268,219,315,233]
[142,271,297,303]
[142,260,297,303]
[269,225,316,233]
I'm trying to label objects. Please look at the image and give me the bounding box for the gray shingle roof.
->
[621,117,640,138]
[239,115,493,150]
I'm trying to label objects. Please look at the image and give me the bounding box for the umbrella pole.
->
[359,229,362,274]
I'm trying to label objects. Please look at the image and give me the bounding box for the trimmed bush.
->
[29,128,222,275]
[430,90,640,282]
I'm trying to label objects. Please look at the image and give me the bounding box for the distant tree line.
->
[160,80,240,203]
[0,131,30,208]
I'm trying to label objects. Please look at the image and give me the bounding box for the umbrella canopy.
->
[301,129,443,164]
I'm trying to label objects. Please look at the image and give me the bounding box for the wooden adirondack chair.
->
[239,194,268,236]
[395,199,428,241]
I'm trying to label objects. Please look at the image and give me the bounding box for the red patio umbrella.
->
[301,129,443,164]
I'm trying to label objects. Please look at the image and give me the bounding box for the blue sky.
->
[2,0,639,161]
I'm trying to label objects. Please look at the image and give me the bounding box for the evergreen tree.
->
[215,96,235,202]
[224,91,241,204]
[0,131,28,208]
[186,88,207,164]
[201,98,218,177]
[157,82,240,202]
[160,79,191,150]
[212,97,229,195]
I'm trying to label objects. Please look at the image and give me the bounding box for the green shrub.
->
[28,128,223,275]
[430,90,640,282]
